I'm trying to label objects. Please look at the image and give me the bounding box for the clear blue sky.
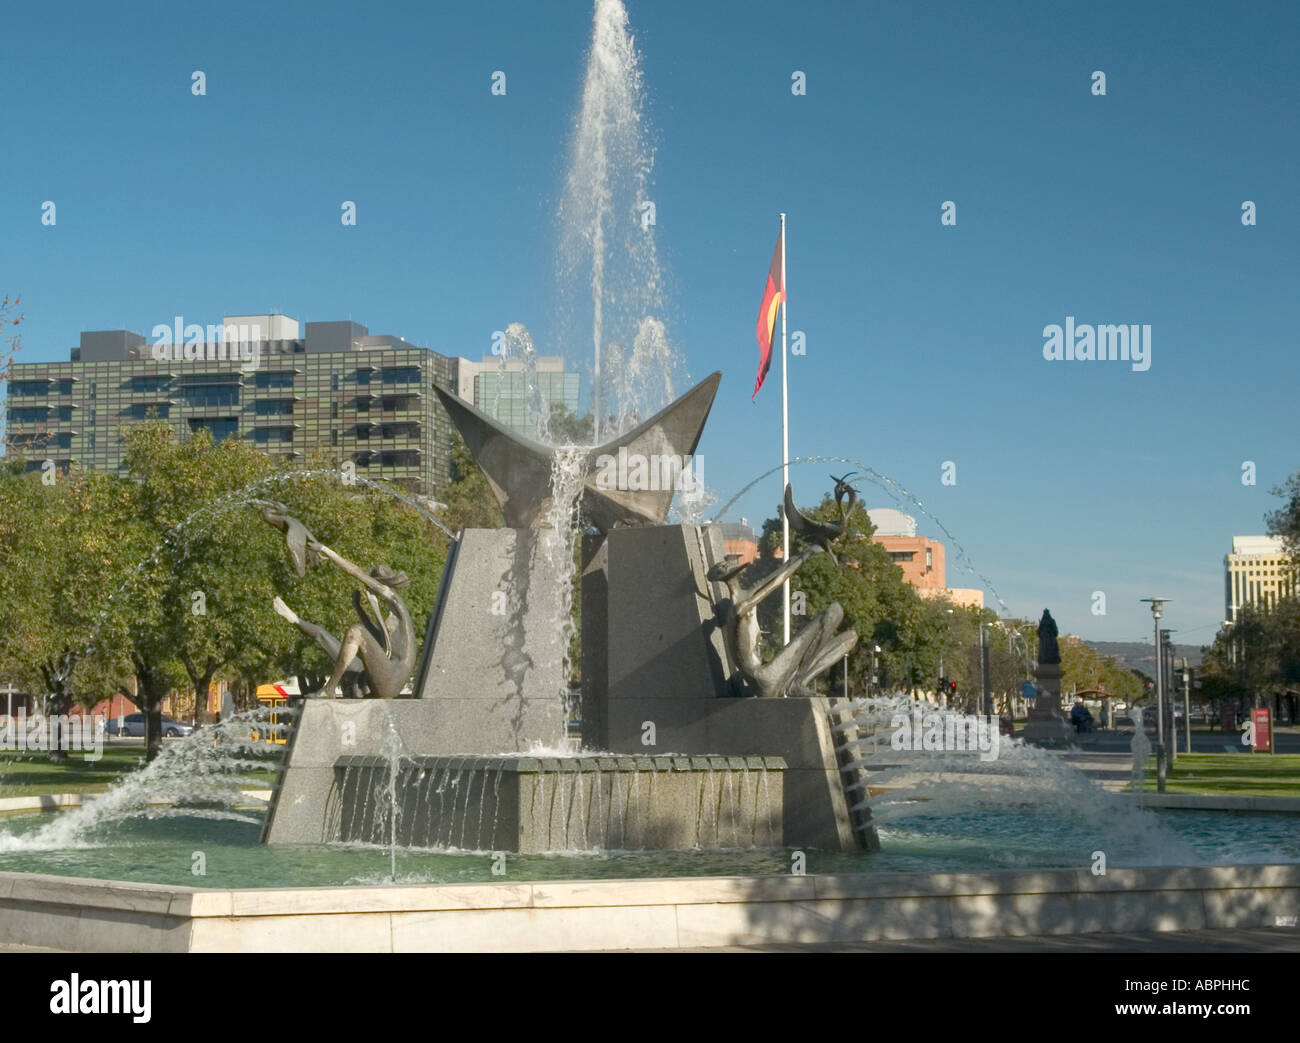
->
[3,0,1297,647]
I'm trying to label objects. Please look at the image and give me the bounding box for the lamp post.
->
[939,608,954,706]
[977,619,987,717]
[1161,628,1177,764]
[1140,598,1170,792]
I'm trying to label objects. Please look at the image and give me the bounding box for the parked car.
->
[104,713,193,738]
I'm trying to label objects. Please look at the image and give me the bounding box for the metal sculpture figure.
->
[262,504,416,699]
[707,479,858,698]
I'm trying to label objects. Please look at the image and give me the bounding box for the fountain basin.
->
[328,754,785,852]
[1,863,1296,952]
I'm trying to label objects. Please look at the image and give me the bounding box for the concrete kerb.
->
[0,864,1296,952]
[0,790,274,815]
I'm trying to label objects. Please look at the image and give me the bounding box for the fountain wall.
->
[329,755,784,852]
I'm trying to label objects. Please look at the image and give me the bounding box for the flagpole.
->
[780,212,790,650]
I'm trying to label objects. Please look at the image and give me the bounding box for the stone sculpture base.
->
[582,524,866,852]
[1022,664,1073,745]
[331,754,785,852]
[413,527,570,747]
[262,700,566,844]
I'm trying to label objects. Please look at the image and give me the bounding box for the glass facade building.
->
[3,316,463,493]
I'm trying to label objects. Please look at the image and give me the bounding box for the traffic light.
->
[949,680,957,694]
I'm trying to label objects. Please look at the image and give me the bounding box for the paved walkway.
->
[648,927,1300,953]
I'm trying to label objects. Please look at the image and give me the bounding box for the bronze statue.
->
[262,504,416,699]
[783,472,858,563]
[707,479,858,698]
[1037,609,1060,665]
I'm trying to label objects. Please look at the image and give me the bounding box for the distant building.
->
[1225,535,1295,622]
[868,507,984,609]
[455,355,579,436]
[717,520,759,565]
[4,314,578,495]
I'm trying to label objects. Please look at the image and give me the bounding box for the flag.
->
[753,229,785,400]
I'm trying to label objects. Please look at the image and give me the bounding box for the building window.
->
[253,370,295,388]
[188,417,239,443]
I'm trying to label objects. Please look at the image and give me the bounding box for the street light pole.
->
[1141,598,1170,793]
[980,623,992,717]
[1161,628,1177,765]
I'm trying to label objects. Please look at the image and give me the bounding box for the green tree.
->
[1267,469,1300,568]
[0,463,135,760]
[751,490,937,697]
[437,434,502,531]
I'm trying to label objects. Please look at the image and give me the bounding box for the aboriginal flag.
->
[753,229,785,400]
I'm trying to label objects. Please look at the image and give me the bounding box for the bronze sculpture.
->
[707,479,859,698]
[262,504,416,699]
[1037,609,1060,666]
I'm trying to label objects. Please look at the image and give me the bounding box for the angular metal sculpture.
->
[433,371,720,533]
[707,479,859,699]
[262,504,416,699]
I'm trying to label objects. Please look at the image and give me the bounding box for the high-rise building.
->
[3,315,579,495]
[5,314,455,490]
[455,355,579,436]
[1224,535,1295,622]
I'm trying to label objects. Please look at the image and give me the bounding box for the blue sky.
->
[3,0,1297,646]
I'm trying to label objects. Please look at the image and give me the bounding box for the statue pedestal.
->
[1022,663,1073,745]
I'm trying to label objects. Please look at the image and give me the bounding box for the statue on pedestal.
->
[1037,609,1060,665]
[262,504,416,699]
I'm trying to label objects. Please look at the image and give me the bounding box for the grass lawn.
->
[0,744,279,796]
[1138,752,1300,798]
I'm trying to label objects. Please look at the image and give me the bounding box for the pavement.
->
[644,927,1300,953]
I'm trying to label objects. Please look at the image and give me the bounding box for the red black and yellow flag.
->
[753,229,785,400]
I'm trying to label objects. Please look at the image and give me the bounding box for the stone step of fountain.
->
[826,697,880,850]
[329,754,787,853]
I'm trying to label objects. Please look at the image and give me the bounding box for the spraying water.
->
[493,322,550,443]
[379,708,407,880]
[557,0,683,440]
[1130,705,1150,806]
[710,455,1010,614]
[540,447,590,743]
[0,708,289,852]
[839,694,1199,867]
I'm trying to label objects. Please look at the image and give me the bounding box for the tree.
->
[1267,469,1300,567]
[119,423,449,750]
[0,463,135,760]
[437,434,502,531]
[0,294,23,449]
[750,490,939,697]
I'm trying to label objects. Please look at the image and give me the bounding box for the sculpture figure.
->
[1037,609,1060,665]
[707,478,859,698]
[262,504,416,699]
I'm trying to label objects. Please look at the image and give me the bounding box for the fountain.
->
[261,372,872,853]
[0,0,1295,954]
